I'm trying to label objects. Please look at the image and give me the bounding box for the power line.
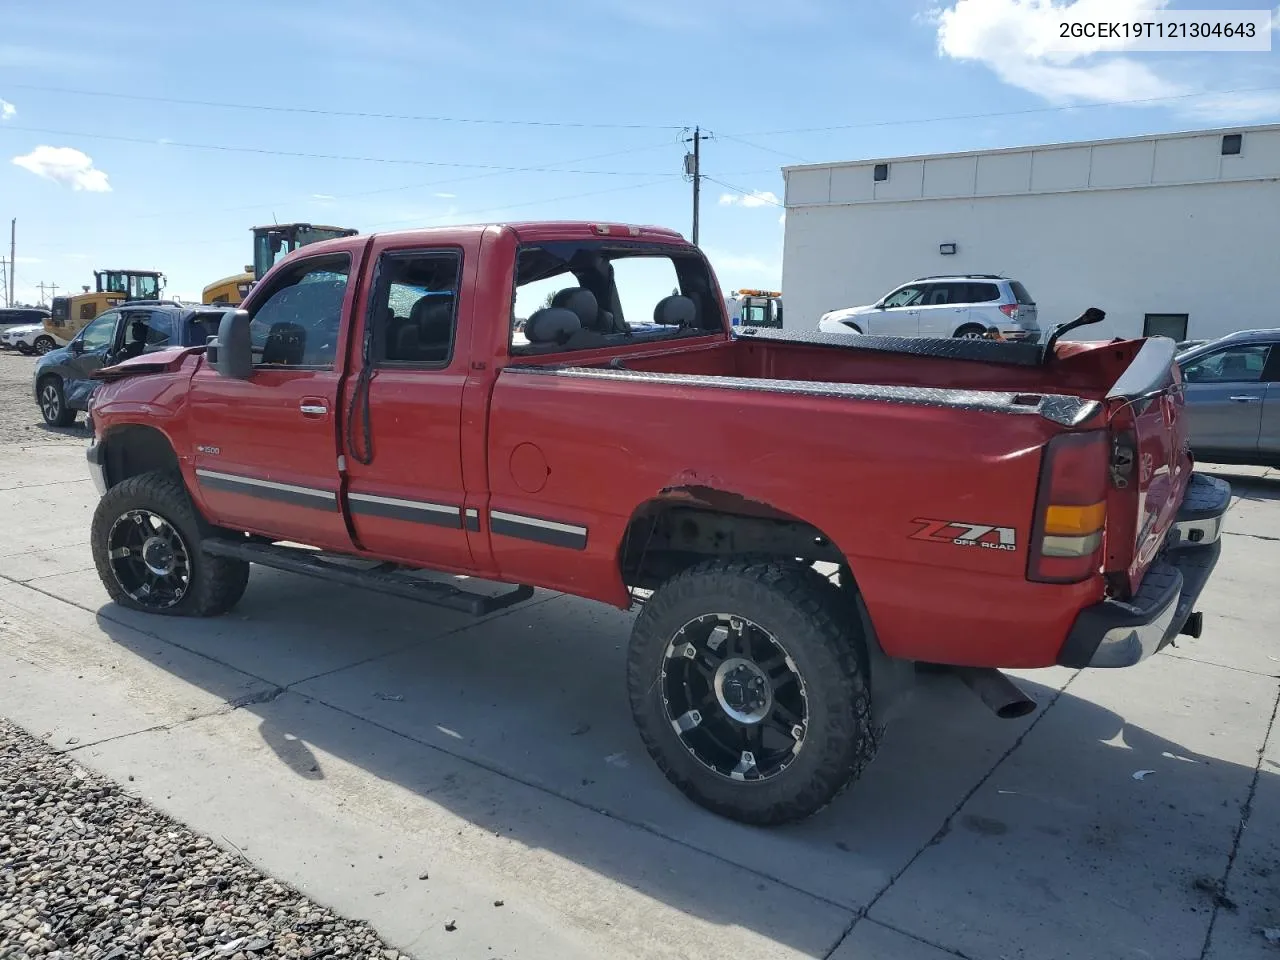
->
[715,132,809,163]
[0,124,683,176]
[702,176,784,207]
[8,83,688,131]
[69,140,682,225]
[728,84,1280,137]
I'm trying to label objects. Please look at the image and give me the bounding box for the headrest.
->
[410,296,454,341]
[552,288,599,329]
[653,295,697,326]
[525,307,581,345]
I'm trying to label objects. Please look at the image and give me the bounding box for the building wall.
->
[781,127,1280,341]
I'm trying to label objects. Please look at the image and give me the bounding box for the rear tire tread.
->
[627,557,877,826]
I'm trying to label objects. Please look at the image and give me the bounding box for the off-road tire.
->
[37,376,76,427]
[91,470,250,617]
[627,557,877,825]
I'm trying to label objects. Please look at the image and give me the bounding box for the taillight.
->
[998,303,1019,320]
[1028,431,1109,583]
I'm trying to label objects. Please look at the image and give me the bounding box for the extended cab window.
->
[247,255,350,369]
[369,250,461,365]
[510,241,721,355]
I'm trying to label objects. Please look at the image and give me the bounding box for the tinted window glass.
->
[1182,345,1271,383]
[371,250,461,365]
[249,255,350,368]
[186,311,225,346]
[967,283,1001,303]
[1009,281,1035,305]
[120,310,175,353]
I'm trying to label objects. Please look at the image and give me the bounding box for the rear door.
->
[187,251,356,552]
[870,283,925,336]
[916,281,970,336]
[341,242,473,571]
[1180,342,1272,457]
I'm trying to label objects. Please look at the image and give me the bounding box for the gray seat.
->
[262,322,307,366]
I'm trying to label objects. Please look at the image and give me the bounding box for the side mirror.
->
[70,338,84,355]
[213,309,253,379]
[875,302,886,310]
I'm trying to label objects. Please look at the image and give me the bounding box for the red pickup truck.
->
[84,220,1229,825]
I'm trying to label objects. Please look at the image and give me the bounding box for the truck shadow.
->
[90,577,1278,958]
[1200,466,1280,504]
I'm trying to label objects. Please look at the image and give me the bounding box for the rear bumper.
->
[1057,473,1231,668]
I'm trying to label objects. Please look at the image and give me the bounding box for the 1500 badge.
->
[910,518,1017,552]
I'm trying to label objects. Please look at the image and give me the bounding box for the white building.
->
[781,123,1280,342]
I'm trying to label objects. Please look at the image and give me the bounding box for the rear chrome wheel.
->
[628,558,878,825]
[661,614,809,782]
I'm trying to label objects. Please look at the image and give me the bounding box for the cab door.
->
[341,243,473,571]
[187,251,356,552]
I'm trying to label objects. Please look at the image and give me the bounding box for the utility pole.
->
[8,219,14,308]
[37,281,59,306]
[683,127,707,246]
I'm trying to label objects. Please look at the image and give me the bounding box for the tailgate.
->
[1104,338,1191,594]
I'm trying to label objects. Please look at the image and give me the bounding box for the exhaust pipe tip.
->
[994,699,1037,720]
[955,667,1037,720]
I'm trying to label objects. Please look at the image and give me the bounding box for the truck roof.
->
[288,220,690,257]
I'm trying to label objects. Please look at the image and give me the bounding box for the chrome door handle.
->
[1229,396,1261,403]
[299,403,328,415]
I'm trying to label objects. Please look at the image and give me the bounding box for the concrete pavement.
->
[2,361,1279,957]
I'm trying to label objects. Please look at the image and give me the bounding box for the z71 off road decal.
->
[910,519,1018,552]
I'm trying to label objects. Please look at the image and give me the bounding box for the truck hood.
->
[91,346,204,381]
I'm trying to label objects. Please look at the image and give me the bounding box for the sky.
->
[1,0,1278,305]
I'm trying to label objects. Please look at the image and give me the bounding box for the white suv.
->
[816,275,1040,342]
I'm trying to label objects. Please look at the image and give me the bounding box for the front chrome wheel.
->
[105,509,192,609]
[661,613,808,782]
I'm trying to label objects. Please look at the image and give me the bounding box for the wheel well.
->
[619,488,845,592]
[102,425,179,489]
[954,322,988,335]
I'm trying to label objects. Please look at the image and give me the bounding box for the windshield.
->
[510,241,722,354]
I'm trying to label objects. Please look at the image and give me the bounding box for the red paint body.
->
[89,221,1191,670]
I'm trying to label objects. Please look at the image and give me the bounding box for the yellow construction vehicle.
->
[45,269,166,347]
[202,223,358,305]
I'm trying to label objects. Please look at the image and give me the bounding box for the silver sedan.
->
[1177,329,1280,468]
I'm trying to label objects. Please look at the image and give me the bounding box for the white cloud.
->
[433,192,456,199]
[718,189,780,209]
[0,98,14,120]
[936,0,1187,103]
[311,193,336,201]
[1182,89,1280,124]
[12,146,112,192]
[14,256,42,264]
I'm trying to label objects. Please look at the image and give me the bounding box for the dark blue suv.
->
[34,301,229,427]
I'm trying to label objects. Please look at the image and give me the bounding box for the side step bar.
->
[202,539,534,616]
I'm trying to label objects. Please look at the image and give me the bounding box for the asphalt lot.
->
[1,347,1279,960]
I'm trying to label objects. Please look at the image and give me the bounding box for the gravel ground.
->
[0,351,88,446]
[0,719,401,959]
